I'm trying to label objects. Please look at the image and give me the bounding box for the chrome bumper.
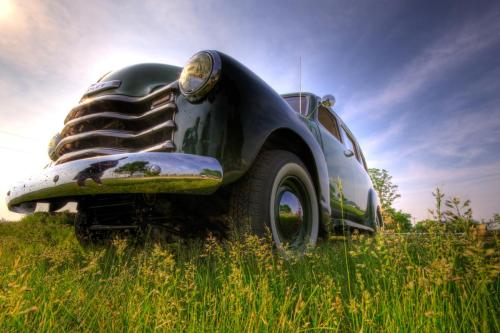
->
[6,152,223,214]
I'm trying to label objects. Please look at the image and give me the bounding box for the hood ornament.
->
[84,80,121,96]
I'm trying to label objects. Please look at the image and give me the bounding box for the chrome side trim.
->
[7,152,223,214]
[332,218,375,233]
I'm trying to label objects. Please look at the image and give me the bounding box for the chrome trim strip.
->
[68,81,179,123]
[141,140,176,152]
[7,152,223,214]
[56,121,175,154]
[62,102,176,133]
[56,148,129,164]
[56,140,176,164]
[332,218,375,233]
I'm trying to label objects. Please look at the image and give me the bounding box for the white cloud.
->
[400,101,500,161]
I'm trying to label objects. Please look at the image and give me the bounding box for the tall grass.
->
[0,219,498,332]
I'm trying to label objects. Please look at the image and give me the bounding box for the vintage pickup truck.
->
[6,50,382,249]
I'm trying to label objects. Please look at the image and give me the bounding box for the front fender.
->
[173,51,331,227]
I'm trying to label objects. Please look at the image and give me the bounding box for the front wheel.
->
[229,150,319,251]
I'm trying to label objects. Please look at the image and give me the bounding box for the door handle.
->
[344,149,354,157]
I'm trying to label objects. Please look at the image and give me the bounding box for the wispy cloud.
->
[343,9,500,120]
[396,98,500,162]
[395,159,500,188]
[362,112,408,156]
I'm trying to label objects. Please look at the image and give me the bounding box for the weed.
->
[0,220,498,332]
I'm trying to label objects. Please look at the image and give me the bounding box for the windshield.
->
[284,95,309,116]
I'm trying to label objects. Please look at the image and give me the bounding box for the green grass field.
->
[0,216,498,332]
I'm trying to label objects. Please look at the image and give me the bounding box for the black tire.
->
[229,150,319,250]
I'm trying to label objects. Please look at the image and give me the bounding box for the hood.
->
[81,63,182,101]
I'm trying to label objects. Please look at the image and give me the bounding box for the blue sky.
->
[0,0,499,221]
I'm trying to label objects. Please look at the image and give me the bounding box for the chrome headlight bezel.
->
[179,50,222,102]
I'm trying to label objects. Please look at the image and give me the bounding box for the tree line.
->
[368,168,499,233]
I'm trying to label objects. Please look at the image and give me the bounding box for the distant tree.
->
[368,168,414,232]
[368,168,401,210]
[382,207,412,232]
[387,208,412,232]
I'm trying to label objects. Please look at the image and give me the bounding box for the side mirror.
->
[320,94,336,108]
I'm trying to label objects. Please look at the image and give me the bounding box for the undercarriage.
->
[73,192,230,246]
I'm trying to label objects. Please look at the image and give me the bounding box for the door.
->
[338,126,371,222]
[316,106,361,222]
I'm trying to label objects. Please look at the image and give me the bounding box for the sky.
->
[1,0,499,222]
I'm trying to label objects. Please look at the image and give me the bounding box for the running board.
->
[331,219,375,233]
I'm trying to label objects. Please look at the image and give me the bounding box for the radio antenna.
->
[299,56,302,115]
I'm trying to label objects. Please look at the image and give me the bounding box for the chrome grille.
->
[55,82,178,164]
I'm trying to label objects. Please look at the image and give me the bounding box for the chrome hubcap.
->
[274,176,311,247]
[277,191,304,241]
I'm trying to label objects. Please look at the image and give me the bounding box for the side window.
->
[318,106,341,141]
[340,127,361,163]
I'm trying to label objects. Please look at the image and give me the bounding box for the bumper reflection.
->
[6,152,223,213]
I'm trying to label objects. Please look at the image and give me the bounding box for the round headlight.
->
[179,50,221,102]
[48,132,61,161]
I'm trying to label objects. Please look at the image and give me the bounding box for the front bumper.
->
[6,152,223,214]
